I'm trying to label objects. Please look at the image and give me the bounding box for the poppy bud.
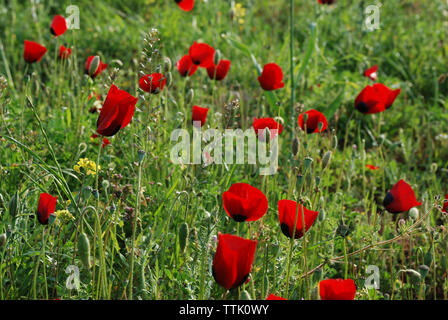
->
[85,55,108,79]
[214,49,221,66]
[322,151,332,170]
[409,207,419,220]
[0,233,6,246]
[9,192,19,218]
[292,137,300,156]
[88,56,101,77]
[185,89,194,105]
[419,265,429,278]
[92,189,99,199]
[332,135,338,149]
[179,222,189,252]
[163,57,172,72]
[78,232,92,269]
[241,290,252,300]
[402,269,421,286]
[315,176,321,186]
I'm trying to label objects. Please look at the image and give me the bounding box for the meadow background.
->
[0,0,448,300]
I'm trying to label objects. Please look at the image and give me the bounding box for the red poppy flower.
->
[36,193,57,225]
[175,0,194,11]
[366,164,380,170]
[266,294,287,300]
[252,117,283,141]
[443,194,448,213]
[383,179,422,213]
[139,73,166,94]
[50,15,67,36]
[212,233,257,290]
[223,183,268,222]
[24,40,47,63]
[298,109,327,134]
[258,63,285,91]
[96,84,138,137]
[177,55,198,77]
[189,42,215,68]
[58,45,72,59]
[85,56,108,79]
[355,83,401,114]
[364,65,378,81]
[319,279,356,300]
[278,200,319,239]
[192,105,209,127]
[207,60,231,81]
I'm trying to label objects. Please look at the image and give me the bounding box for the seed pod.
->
[179,222,189,253]
[88,56,101,77]
[78,232,92,269]
[292,137,300,156]
[241,290,252,300]
[8,192,19,218]
[0,233,6,246]
[332,135,338,149]
[304,157,313,170]
[322,151,332,170]
[315,176,321,186]
[296,174,304,190]
[419,265,429,278]
[185,89,194,105]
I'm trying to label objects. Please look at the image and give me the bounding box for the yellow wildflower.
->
[73,158,100,176]
[54,209,75,222]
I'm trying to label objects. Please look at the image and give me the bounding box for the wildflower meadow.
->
[1,0,448,304]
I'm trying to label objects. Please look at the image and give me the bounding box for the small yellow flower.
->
[54,209,75,222]
[232,3,246,26]
[73,158,100,176]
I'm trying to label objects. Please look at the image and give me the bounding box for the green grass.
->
[0,0,448,300]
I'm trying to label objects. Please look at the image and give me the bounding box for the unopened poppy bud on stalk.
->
[0,233,6,246]
[409,207,419,220]
[185,88,194,105]
[292,137,300,156]
[322,151,332,169]
[88,55,101,77]
[163,57,172,72]
[138,150,146,163]
[214,49,221,66]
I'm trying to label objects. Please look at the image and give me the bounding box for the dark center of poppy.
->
[281,223,292,238]
[232,214,248,222]
[175,0,182,3]
[307,127,315,134]
[356,102,369,113]
[383,192,394,207]
[50,27,56,36]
